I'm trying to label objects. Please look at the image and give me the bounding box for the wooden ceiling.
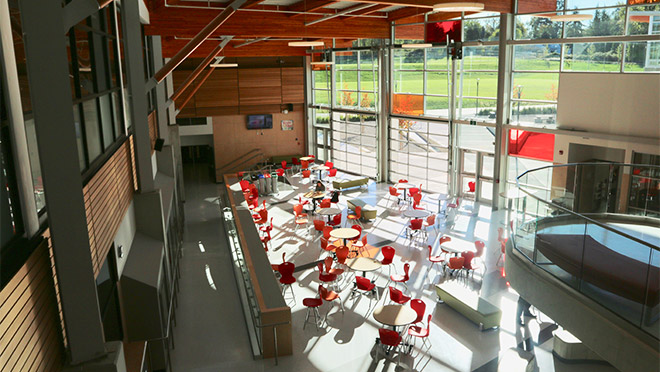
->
[145,0,521,58]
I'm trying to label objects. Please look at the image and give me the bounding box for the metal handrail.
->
[216,148,263,172]
[515,162,660,252]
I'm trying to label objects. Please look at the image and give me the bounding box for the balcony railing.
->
[510,162,660,340]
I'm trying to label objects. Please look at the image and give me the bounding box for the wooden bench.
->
[435,283,501,330]
[347,199,377,221]
[332,177,369,190]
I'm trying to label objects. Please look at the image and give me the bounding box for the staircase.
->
[216,148,267,182]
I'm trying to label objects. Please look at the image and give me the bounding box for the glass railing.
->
[510,163,660,340]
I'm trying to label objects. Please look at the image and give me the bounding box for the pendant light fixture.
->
[433,2,485,12]
[401,43,433,49]
[209,56,237,68]
[547,13,593,22]
[288,0,324,47]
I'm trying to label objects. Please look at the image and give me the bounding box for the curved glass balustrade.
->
[509,163,660,339]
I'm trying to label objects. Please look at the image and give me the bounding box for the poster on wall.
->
[281,120,294,131]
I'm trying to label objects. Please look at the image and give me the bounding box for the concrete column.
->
[378,48,389,183]
[123,0,155,193]
[19,0,106,364]
[493,13,514,210]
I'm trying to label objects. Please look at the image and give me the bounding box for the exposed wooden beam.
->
[243,0,266,9]
[161,38,309,58]
[145,9,390,39]
[354,0,512,13]
[345,4,389,18]
[305,3,376,25]
[153,0,244,83]
[177,66,215,111]
[387,7,425,22]
[170,37,232,101]
[289,0,338,17]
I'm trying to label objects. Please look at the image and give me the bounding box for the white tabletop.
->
[373,304,418,327]
[441,239,475,254]
[403,209,431,218]
[312,165,329,171]
[395,183,415,189]
[500,187,527,199]
[303,191,327,199]
[317,207,341,216]
[330,228,361,240]
[300,156,314,161]
[433,193,450,200]
[346,257,382,272]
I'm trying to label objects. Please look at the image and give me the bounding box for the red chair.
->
[497,240,506,266]
[466,181,476,199]
[427,245,444,278]
[281,160,291,175]
[293,204,309,233]
[320,237,335,254]
[407,314,432,354]
[271,252,286,272]
[423,214,437,237]
[248,197,260,213]
[387,186,402,207]
[407,218,424,244]
[319,284,344,318]
[408,184,422,198]
[398,179,408,183]
[302,170,311,179]
[379,246,396,276]
[335,246,350,266]
[389,263,410,291]
[322,226,334,241]
[347,206,362,227]
[376,328,403,367]
[447,256,465,278]
[298,196,310,208]
[313,219,326,234]
[409,299,426,326]
[439,236,452,259]
[328,168,337,178]
[260,217,273,251]
[324,161,334,168]
[327,213,342,227]
[279,261,296,301]
[276,168,285,177]
[412,192,424,210]
[461,251,476,278]
[253,208,268,226]
[497,227,508,245]
[350,276,379,301]
[447,197,460,214]
[317,262,338,287]
[301,160,309,169]
[292,157,301,171]
[325,255,344,277]
[239,179,250,192]
[302,295,323,330]
[350,234,368,257]
[388,286,411,305]
[319,199,331,208]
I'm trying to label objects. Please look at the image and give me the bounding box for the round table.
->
[500,187,528,224]
[300,156,314,162]
[373,304,418,328]
[346,257,382,277]
[440,239,474,256]
[317,207,341,223]
[304,190,327,213]
[403,209,430,219]
[396,183,415,202]
[430,193,450,214]
[311,165,329,180]
[330,227,360,247]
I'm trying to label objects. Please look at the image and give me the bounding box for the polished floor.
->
[171,163,619,372]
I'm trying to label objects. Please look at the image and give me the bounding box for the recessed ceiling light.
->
[210,63,238,68]
[433,2,485,12]
[548,13,593,22]
[402,43,433,48]
[288,41,325,47]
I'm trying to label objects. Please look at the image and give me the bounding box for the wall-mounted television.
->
[246,114,273,130]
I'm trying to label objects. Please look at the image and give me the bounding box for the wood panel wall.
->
[83,139,136,277]
[175,67,304,118]
[0,240,64,372]
[148,111,158,154]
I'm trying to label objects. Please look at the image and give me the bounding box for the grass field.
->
[314,55,647,107]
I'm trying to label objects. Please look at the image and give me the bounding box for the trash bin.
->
[264,173,272,194]
[271,172,279,193]
[257,175,266,195]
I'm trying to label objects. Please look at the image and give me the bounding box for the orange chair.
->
[328,168,337,178]
[253,208,268,225]
[427,245,445,278]
[349,224,362,245]
[350,234,369,257]
[239,179,250,192]
[423,214,437,237]
[389,263,410,291]
[398,179,408,183]
[302,169,311,179]
[319,199,331,208]
[439,236,452,259]
[281,160,292,175]
[447,256,465,278]
[319,284,344,318]
[388,286,411,305]
[412,192,425,210]
[466,181,476,199]
[325,256,344,277]
[301,160,309,170]
[324,161,333,168]
[317,262,337,288]
[320,237,335,254]
[408,184,422,198]
[322,225,333,239]
[407,218,424,244]
[346,206,362,227]
[387,186,402,207]
[335,246,350,266]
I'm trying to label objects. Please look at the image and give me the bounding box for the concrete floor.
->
[171,163,620,372]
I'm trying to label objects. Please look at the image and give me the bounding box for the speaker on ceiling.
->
[154,138,165,152]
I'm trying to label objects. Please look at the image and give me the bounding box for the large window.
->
[334,50,378,110]
[312,66,331,106]
[389,118,449,193]
[457,45,499,122]
[68,5,126,173]
[331,113,378,178]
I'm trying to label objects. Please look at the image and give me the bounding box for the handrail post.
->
[273,326,279,366]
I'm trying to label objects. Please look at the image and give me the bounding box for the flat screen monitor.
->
[246,114,273,130]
